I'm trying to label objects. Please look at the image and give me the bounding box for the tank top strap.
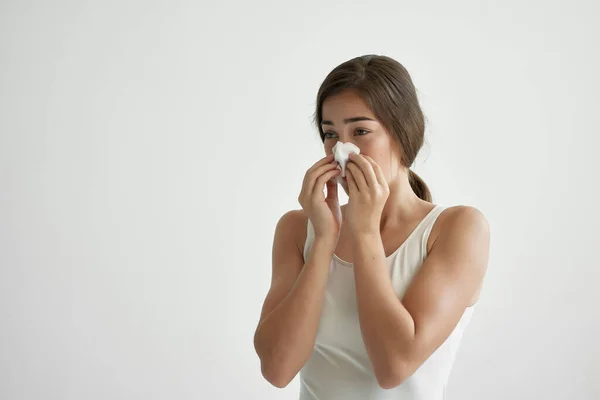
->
[419,205,447,254]
[303,217,315,262]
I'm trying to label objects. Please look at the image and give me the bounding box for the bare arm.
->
[253,210,335,388]
[352,206,490,388]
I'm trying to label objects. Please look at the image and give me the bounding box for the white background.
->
[1,1,599,399]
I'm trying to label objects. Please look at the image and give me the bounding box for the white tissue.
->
[332,142,360,179]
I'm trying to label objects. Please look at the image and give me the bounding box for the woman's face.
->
[321,89,403,194]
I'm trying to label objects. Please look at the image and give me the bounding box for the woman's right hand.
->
[298,154,342,242]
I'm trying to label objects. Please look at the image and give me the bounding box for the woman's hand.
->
[345,153,390,235]
[298,154,342,242]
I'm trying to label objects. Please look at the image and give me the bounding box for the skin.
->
[253,89,490,389]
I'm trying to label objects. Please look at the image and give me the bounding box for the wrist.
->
[313,235,338,253]
[350,231,382,251]
[351,232,385,266]
[351,230,380,242]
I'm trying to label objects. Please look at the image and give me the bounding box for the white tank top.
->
[300,205,476,400]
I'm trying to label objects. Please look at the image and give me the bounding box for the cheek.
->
[376,158,392,180]
[362,150,392,176]
[362,143,401,177]
[323,141,335,155]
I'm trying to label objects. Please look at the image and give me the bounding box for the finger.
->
[362,155,387,186]
[346,162,367,191]
[308,154,335,173]
[325,178,338,203]
[348,153,378,187]
[313,168,340,196]
[346,168,359,195]
[304,162,339,194]
[302,155,335,185]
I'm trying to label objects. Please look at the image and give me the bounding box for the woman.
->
[253,54,490,399]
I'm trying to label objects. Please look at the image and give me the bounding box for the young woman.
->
[253,55,490,399]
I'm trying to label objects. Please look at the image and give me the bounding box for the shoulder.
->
[417,205,490,307]
[425,206,490,303]
[433,205,489,236]
[274,209,309,254]
[276,209,308,230]
[440,205,489,234]
[430,205,490,251]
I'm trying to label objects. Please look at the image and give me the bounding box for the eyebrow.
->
[321,116,376,126]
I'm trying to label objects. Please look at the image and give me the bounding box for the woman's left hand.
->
[345,153,390,236]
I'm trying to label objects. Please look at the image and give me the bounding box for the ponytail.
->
[408,169,432,202]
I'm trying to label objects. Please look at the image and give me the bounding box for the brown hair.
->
[313,54,432,202]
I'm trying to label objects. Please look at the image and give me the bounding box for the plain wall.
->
[1,1,599,399]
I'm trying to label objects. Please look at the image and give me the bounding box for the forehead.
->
[322,90,376,119]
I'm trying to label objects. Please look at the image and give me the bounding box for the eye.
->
[323,131,338,139]
[355,128,370,136]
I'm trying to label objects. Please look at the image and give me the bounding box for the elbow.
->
[254,335,295,388]
[376,372,406,390]
[374,359,412,389]
[260,360,295,388]
[254,325,304,388]
[376,373,407,390]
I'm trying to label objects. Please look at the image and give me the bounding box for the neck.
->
[380,170,428,231]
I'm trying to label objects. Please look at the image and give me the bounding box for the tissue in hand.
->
[332,142,360,178]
